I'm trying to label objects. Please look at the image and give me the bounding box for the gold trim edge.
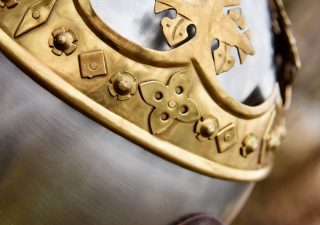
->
[74,0,278,119]
[0,29,273,182]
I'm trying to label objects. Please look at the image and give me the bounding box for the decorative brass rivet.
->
[49,27,77,56]
[267,134,281,152]
[57,35,66,44]
[278,125,287,140]
[195,115,220,141]
[267,124,287,152]
[117,77,132,93]
[109,72,137,101]
[241,133,260,158]
[168,100,177,108]
[32,10,41,19]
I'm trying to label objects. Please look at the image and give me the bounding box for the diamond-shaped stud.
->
[79,50,107,79]
[215,123,237,153]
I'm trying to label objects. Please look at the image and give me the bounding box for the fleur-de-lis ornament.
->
[155,0,255,75]
[139,70,200,134]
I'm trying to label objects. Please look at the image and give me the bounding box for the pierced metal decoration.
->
[49,27,77,56]
[155,2,193,47]
[155,0,255,75]
[139,70,200,134]
[15,0,57,38]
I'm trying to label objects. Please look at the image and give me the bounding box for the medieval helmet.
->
[0,0,300,224]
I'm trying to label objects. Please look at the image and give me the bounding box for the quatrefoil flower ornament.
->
[139,70,200,134]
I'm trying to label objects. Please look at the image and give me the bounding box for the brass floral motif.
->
[139,70,200,134]
[49,27,77,56]
[267,122,287,152]
[109,72,137,101]
[195,115,220,142]
[241,133,260,158]
[15,0,57,38]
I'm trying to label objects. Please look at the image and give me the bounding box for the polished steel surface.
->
[91,0,170,51]
[92,0,276,104]
[0,52,253,225]
[218,0,276,104]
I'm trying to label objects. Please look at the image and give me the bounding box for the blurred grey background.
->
[233,0,320,224]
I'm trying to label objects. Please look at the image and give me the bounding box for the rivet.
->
[108,72,137,101]
[224,132,232,142]
[168,100,177,108]
[195,115,220,141]
[32,10,41,19]
[89,61,98,71]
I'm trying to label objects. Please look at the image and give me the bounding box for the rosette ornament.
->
[139,70,200,134]
[49,27,77,56]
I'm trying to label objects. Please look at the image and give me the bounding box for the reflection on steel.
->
[0,51,253,225]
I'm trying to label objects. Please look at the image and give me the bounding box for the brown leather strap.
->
[176,214,223,225]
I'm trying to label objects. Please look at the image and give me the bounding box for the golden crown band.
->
[0,0,300,181]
